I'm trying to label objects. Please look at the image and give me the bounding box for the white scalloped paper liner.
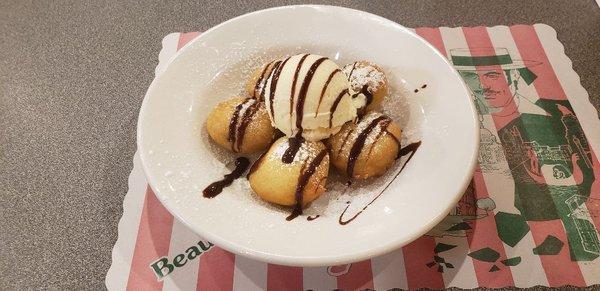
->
[105,33,181,291]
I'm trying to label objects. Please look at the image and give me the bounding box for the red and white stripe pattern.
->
[106,26,600,290]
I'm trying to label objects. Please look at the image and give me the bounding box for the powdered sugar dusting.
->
[239,97,257,111]
[380,67,421,145]
[233,98,257,137]
[201,53,424,223]
[343,62,387,93]
[269,138,321,165]
[303,151,416,219]
[342,111,387,152]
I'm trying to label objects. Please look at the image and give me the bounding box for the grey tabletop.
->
[1,0,599,289]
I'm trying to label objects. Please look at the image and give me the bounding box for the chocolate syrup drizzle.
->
[315,69,341,116]
[281,57,329,163]
[286,149,328,221]
[209,57,418,224]
[346,116,388,176]
[336,114,401,175]
[228,98,258,152]
[356,84,374,106]
[346,62,374,106]
[203,157,250,198]
[389,134,402,158]
[289,54,310,128]
[329,89,349,128]
[268,58,288,120]
[236,102,260,150]
[365,118,392,160]
[247,144,274,181]
[347,62,357,81]
[267,56,347,135]
[338,141,421,225]
[336,126,354,157]
[414,84,428,94]
[281,56,332,164]
[253,61,274,100]
[227,103,243,150]
[296,57,328,131]
[282,136,303,164]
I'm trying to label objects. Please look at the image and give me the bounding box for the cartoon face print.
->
[479,71,513,107]
[460,71,485,98]
[461,71,495,115]
[460,69,521,115]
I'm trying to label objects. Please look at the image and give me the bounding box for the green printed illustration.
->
[447,222,472,232]
[495,212,529,247]
[432,46,600,262]
[454,47,545,174]
[533,235,564,255]
[500,257,522,266]
[499,101,599,260]
[150,240,214,280]
[426,243,458,273]
[426,181,496,237]
[434,243,458,253]
[468,247,500,262]
[464,246,520,272]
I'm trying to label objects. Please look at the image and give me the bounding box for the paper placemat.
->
[106,24,600,290]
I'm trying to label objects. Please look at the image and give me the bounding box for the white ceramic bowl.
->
[137,5,478,266]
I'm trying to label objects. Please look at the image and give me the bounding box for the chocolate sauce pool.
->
[202,157,250,198]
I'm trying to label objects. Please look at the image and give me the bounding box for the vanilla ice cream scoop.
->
[263,54,365,141]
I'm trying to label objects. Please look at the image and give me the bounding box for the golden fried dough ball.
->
[328,112,401,179]
[343,60,389,112]
[245,60,278,101]
[206,97,274,154]
[248,137,329,207]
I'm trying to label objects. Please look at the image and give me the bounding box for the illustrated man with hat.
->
[451,47,548,117]
[446,47,600,261]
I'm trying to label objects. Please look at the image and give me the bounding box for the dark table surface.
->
[1,0,599,289]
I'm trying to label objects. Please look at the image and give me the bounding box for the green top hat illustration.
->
[450,47,541,85]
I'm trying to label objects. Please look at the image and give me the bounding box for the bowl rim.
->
[137,4,480,266]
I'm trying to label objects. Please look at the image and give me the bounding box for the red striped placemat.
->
[106,25,600,290]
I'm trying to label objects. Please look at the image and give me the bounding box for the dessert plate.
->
[137,5,478,266]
